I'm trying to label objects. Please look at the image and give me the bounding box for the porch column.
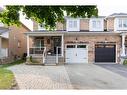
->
[121,34,126,56]
[0,37,1,48]
[61,34,64,56]
[27,35,30,57]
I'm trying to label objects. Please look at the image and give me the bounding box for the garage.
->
[65,44,88,63]
[95,44,116,62]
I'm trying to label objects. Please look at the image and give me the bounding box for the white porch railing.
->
[0,48,8,58]
[42,47,47,64]
[29,47,45,55]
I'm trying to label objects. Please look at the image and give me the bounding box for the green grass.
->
[0,59,25,89]
[0,68,15,89]
[0,60,25,68]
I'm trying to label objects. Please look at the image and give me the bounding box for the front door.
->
[52,37,61,54]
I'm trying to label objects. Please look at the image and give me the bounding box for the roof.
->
[0,27,9,35]
[24,31,120,36]
[106,13,127,18]
[64,16,105,19]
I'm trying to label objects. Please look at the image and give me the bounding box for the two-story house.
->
[0,7,31,64]
[25,13,127,65]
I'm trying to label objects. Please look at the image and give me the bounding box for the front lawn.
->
[0,68,15,89]
[0,59,25,89]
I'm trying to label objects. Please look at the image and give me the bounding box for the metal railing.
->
[42,47,47,64]
[0,48,8,58]
[29,47,45,55]
[56,47,61,64]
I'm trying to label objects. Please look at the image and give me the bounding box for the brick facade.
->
[64,35,121,63]
[9,24,30,59]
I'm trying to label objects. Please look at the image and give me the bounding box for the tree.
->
[0,5,98,30]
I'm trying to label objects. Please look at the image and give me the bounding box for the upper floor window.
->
[69,20,77,28]
[66,18,80,31]
[118,19,127,28]
[115,18,127,31]
[92,21,101,28]
[89,18,104,31]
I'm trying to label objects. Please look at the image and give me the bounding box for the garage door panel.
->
[65,45,88,63]
[95,44,116,62]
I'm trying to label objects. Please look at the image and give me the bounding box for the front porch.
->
[26,33,64,64]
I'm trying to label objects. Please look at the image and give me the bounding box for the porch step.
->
[44,56,57,65]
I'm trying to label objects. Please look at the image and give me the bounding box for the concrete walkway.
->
[8,64,127,89]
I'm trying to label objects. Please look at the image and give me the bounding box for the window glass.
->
[68,20,77,28]
[92,21,96,28]
[77,45,86,48]
[35,39,44,47]
[67,45,75,48]
[92,20,101,28]
[118,19,127,28]
[118,19,122,28]
[123,19,127,28]
[69,21,72,28]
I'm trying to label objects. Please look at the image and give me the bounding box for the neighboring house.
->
[8,23,31,59]
[0,26,9,59]
[25,13,127,64]
[0,7,31,61]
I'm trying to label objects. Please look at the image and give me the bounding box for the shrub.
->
[123,59,127,65]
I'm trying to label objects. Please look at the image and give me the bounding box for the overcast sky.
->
[1,0,127,16]
[95,0,127,16]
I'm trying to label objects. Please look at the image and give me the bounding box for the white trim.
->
[66,18,80,31]
[114,18,127,31]
[121,34,126,56]
[27,35,30,57]
[116,43,118,63]
[61,34,64,57]
[89,18,104,31]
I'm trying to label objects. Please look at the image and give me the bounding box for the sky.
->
[1,0,127,31]
[1,0,127,16]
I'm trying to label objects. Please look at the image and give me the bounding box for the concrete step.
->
[44,55,57,65]
[44,63,57,66]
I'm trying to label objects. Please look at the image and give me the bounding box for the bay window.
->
[67,19,80,31]
[116,18,127,30]
[89,18,104,31]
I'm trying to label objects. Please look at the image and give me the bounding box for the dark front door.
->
[53,37,61,54]
[95,44,116,62]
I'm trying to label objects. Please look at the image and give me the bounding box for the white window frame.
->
[89,18,104,31]
[114,18,127,31]
[35,39,44,48]
[66,18,80,31]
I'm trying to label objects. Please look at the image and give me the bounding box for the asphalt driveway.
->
[96,64,127,78]
[8,64,127,89]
